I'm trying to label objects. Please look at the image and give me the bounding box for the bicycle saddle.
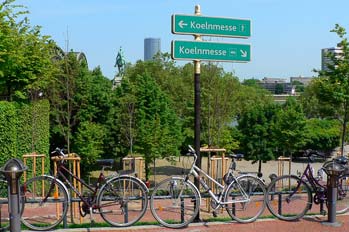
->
[96,159,114,167]
[334,156,348,165]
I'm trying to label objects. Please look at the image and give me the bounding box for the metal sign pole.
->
[193,4,202,222]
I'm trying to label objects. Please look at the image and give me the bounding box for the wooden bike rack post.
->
[23,153,46,199]
[22,152,46,182]
[51,153,82,223]
[122,156,144,180]
[277,156,291,188]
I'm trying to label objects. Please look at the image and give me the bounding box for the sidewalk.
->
[23,214,349,232]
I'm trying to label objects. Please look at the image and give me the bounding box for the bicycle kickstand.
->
[320,202,326,216]
[89,207,96,225]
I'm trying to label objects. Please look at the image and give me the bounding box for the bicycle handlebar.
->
[187,145,198,169]
[51,147,67,158]
[304,149,325,162]
[187,145,196,156]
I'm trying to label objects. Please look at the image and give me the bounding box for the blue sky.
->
[14,0,349,80]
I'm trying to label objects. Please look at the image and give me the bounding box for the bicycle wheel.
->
[150,177,200,228]
[98,176,148,227]
[21,175,69,231]
[265,175,312,221]
[336,174,349,214]
[0,178,9,231]
[224,174,266,223]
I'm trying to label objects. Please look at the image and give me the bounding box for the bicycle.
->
[149,145,266,228]
[265,151,349,221]
[21,148,149,231]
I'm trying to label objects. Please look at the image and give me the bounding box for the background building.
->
[321,47,342,71]
[290,76,313,86]
[259,77,293,94]
[144,38,161,61]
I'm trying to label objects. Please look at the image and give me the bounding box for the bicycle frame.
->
[52,160,106,210]
[186,146,249,207]
[285,162,326,213]
[299,163,326,200]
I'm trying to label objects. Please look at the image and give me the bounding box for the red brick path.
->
[22,214,349,232]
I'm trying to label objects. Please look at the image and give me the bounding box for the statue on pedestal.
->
[113,47,126,89]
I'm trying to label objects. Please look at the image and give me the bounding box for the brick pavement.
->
[22,214,349,232]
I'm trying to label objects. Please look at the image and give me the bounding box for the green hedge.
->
[0,102,18,165]
[0,100,50,175]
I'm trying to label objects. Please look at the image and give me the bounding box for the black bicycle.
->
[21,148,149,231]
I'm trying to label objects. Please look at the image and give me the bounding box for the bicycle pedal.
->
[98,210,112,214]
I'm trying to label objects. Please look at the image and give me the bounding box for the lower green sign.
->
[172,40,250,62]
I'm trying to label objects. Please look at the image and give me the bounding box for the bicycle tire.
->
[21,175,69,231]
[336,173,349,214]
[265,175,312,221]
[150,177,200,228]
[97,175,148,227]
[225,174,266,223]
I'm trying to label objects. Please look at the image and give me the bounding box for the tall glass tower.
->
[144,38,161,61]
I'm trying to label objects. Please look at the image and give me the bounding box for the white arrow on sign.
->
[178,20,188,28]
[240,50,247,57]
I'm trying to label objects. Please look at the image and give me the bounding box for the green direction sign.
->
[172,40,251,62]
[172,14,251,38]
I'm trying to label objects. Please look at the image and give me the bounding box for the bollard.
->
[0,158,27,232]
[322,161,344,227]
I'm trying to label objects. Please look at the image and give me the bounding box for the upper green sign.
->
[172,40,251,62]
[172,14,251,38]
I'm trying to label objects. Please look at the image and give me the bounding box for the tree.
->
[112,72,183,180]
[292,80,305,93]
[126,54,194,147]
[108,78,137,156]
[273,97,307,157]
[200,63,240,149]
[242,78,261,88]
[303,118,340,154]
[48,52,113,166]
[48,52,81,151]
[275,83,284,94]
[233,84,274,118]
[73,121,106,175]
[237,102,279,176]
[314,24,349,155]
[300,78,337,119]
[0,0,56,101]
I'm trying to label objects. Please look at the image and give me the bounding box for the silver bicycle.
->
[150,145,266,228]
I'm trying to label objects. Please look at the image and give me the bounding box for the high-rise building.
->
[144,38,161,61]
[321,47,342,71]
